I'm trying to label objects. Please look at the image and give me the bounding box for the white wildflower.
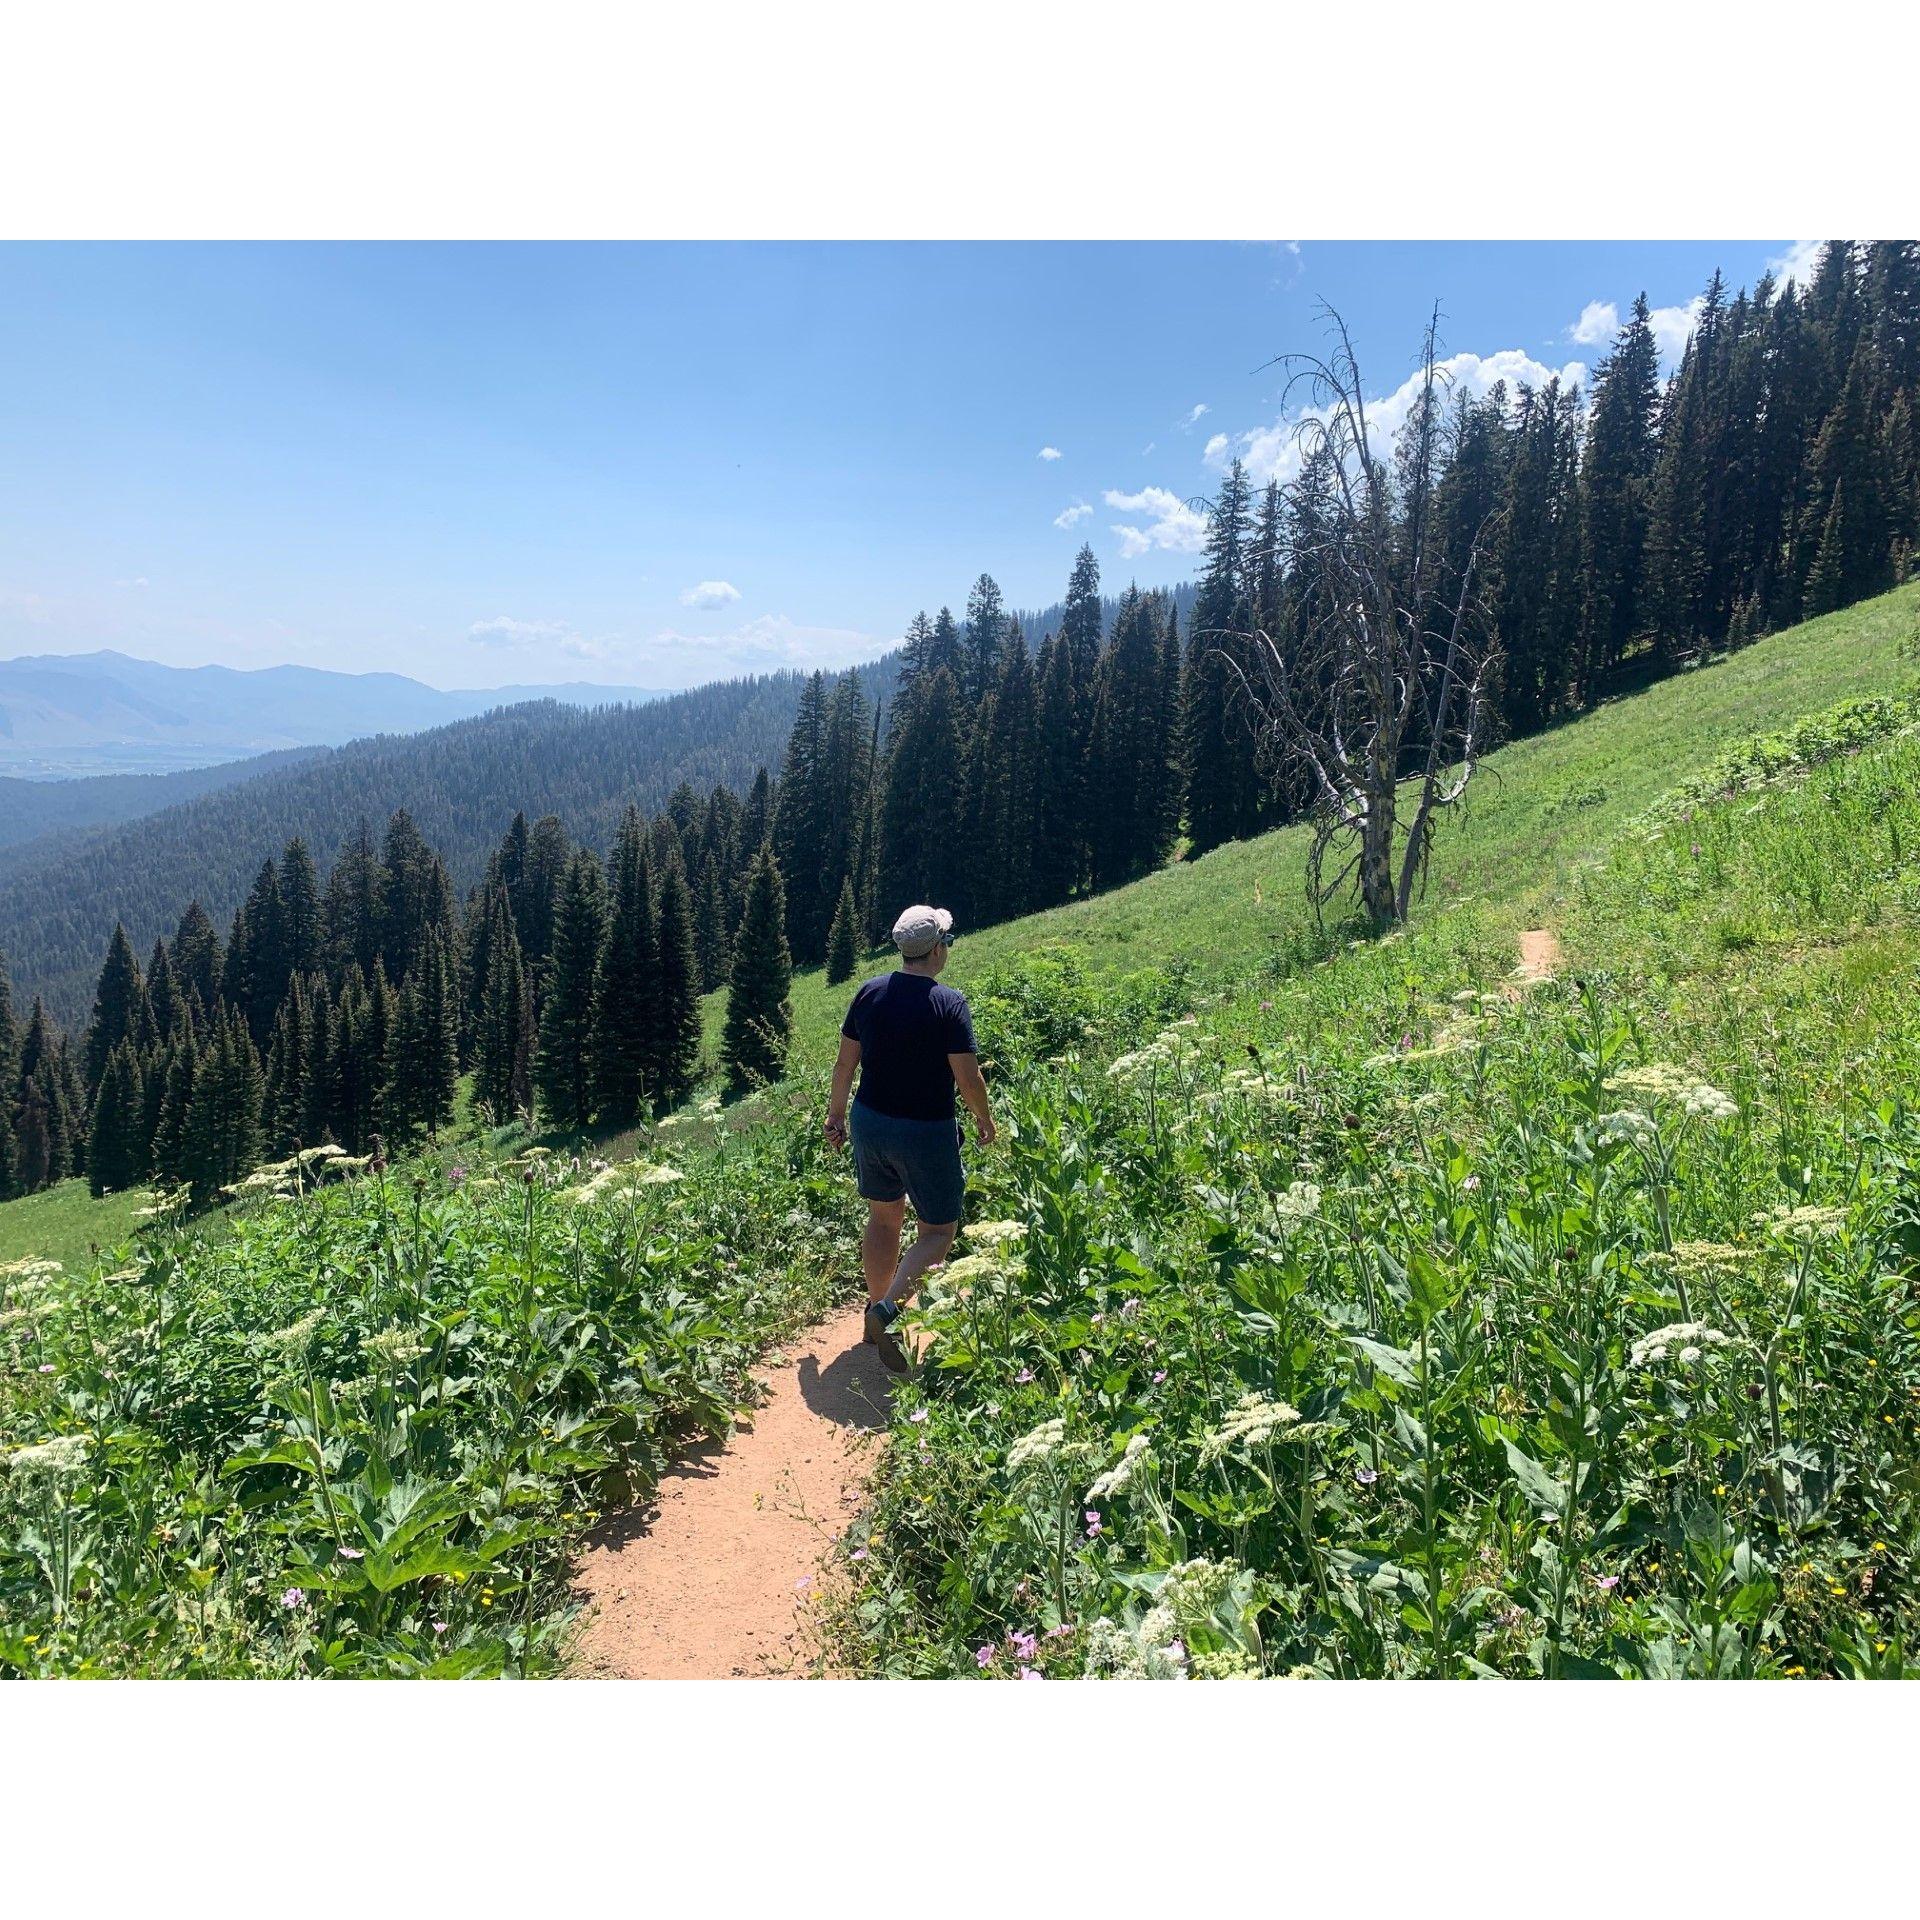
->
[1755,1204,1848,1243]
[1086,1432,1152,1503]
[1629,1321,1731,1368]
[965,1220,1027,1252]
[1598,1109,1658,1150]
[1272,1179,1321,1225]
[7,1432,91,1492]
[1007,1419,1068,1470]
[631,1162,684,1186]
[363,1327,429,1366]
[256,1310,324,1353]
[1199,1393,1301,1463]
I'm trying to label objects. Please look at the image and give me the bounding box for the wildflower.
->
[1629,1322,1731,1369]
[6,1432,91,1491]
[1598,1108,1658,1150]
[1015,1367,1034,1385]
[966,1220,1027,1251]
[975,1644,996,1668]
[281,1588,306,1610]
[257,1310,324,1354]
[909,1407,928,1425]
[1606,1063,1737,1120]
[1152,1369,1167,1385]
[1007,1419,1067,1469]
[1594,1574,1620,1591]
[1272,1179,1321,1225]
[1019,1668,1045,1681]
[1355,1465,1379,1486]
[632,1162,684,1186]
[432,1621,448,1634]
[363,1326,428,1366]
[1199,1392,1301,1463]
[1008,1630,1039,1663]
[1084,1510,1104,1538]
[1755,1203,1848,1242]
[37,1362,54,1374]
[1087,1433,1152,1502]
[851,1548,869,1562]
[1462,1174,1481,1192]
[338,1545,365,1560]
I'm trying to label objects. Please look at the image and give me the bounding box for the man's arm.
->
[950,1052,997,1147]
[825,1034,860,1147]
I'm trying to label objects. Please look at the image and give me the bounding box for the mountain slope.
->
[0,746,328,853]
[0,649,672,776]
[0,657,897,1025]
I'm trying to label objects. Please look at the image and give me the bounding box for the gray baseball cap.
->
[890,904,954,959]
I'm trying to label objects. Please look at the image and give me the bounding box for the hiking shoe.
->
[864,1299,909,1374]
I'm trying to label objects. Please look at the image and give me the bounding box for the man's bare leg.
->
[865,1218,955,1373]
[862,1198,905,1305]
[883,1219,956,1308]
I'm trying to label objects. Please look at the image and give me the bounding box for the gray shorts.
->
[849,1102,965,1225]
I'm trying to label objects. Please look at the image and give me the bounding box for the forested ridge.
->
[2,241,1916,1215]
[0,664,892,1027]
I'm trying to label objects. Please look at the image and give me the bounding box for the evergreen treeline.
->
[762,245,1920,959]
[0,664,891,1029]
[0,774,787,1202]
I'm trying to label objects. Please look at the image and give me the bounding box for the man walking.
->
[825,903,995,1373]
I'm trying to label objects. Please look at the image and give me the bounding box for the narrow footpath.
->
[568,1302,897,1679]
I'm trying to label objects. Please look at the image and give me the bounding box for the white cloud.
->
[1648,298,1704,366]
[1103,486,1209,559]
[1038,445,1063,461]
[1569,299,1618,346]
[1184,403,1209,427]
[1767,239,1825,289]
[678,579,741,610]
[1053,499,1092,529]
[468,615,574,648]
[1214,346,1589,488]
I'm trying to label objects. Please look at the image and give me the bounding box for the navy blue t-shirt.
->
[841,971,977,1122]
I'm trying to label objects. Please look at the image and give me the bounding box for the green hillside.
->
[4,583,1917,1677]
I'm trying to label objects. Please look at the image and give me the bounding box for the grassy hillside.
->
[785,583,1920,1062]
[4,583,1917,1678]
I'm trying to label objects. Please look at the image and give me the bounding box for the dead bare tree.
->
[1238,305,1500,928]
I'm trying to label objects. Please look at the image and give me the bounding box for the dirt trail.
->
[1515,927,1564,983]
[568,1303,895,1679]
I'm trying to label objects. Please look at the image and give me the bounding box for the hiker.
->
[824,903,995,1372]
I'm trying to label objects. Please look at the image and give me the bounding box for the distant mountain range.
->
[0,649,673,776]
[0,659,898,1027]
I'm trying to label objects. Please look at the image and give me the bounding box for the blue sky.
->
[0,240,1820,689]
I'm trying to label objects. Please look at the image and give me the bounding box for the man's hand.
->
[972,1110,997,1148]
[824,1109,849,1150]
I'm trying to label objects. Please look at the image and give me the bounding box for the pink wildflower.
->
[1084,1510,1103,1539]
[976,1644,996,1668]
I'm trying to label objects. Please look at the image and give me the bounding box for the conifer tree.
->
[875,667,967,924]
[1061,543,1104,683]
[693,856,732,992]
[535,849,606,1130]
[171,902,222,1018]
[773,672,835,963]
[963,573,1007,703]
[87,1040,146,1195]
[280,837,323,979]
[592,810,658,1127]
[151,1027,199,1186]
[1031,629,1087,908]
[825,875,860,985]
[323,821,386,981]
[82,924,151,1098]
[0,947,17,1200]
[651,848,704,1108]
[722,846,793,1096]
[475,895,533,1122]
[1183,458,1259,854]
[183,1008,263,1204]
